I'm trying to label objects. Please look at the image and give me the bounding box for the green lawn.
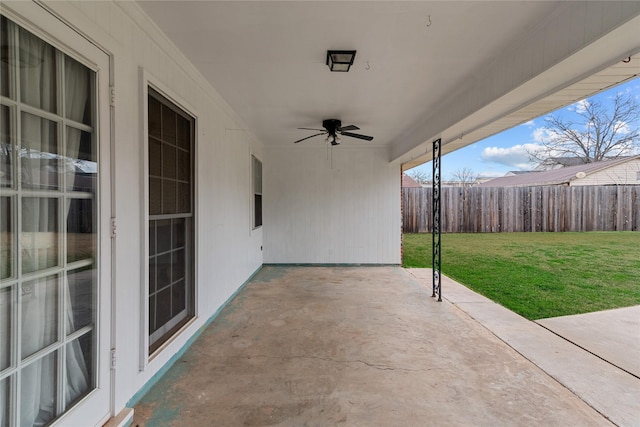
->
[403,232,640,320]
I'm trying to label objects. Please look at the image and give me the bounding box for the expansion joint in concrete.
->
[205,352,433,373]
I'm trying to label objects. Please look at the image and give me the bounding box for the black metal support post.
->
[432,138,442,301]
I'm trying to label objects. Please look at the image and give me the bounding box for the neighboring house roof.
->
[476,156,640,187]
[504,170,537,176]
[534,157,589,170]
[402,174,422,188]
[476,176,498,184]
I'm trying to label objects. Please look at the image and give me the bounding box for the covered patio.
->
[3,3,640,425]
[131,266,638,426]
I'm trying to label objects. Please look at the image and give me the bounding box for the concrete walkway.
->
[536,306,640,378]
[408,269,640,427]
[132,266,634,426]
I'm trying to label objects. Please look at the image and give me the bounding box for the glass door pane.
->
[0,104,11,188]
[21,198,59,274]
[0,287,11,371]
[21,352,58,425]
[0,196,11,279]
[20,275,59,359]
[0,377,9,426]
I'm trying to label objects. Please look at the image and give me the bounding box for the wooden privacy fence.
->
[402,186,640,233]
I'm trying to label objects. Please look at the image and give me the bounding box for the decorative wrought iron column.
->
[432,138,442,301]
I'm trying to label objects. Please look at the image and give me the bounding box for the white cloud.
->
[615,120,631,135]
[521,120,535,127]
[480,143,542,170]
[574,99,589,114]
[532,127,565,144]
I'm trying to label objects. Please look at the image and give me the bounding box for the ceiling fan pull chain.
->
[331,144,334,170]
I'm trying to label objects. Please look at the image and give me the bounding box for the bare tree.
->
[450,167,478,186]
[529,92,640,165]
[406,168,432,184]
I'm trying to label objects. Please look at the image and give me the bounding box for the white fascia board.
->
[393,3,640,167]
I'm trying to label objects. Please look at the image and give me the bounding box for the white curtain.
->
[11,27,91,427]
[62,55,91,408]
[17,27,58,427]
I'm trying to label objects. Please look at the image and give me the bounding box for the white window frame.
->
[139,70,199,369]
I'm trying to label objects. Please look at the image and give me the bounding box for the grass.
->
[403,232,640,320]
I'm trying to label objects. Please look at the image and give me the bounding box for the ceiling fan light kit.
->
[293,118,373,145]
[326,50,357,72]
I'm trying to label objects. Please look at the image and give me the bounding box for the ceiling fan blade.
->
[338,125,359,131]
[293,132,326,144]
[340,131,373,141]
[297,127,325,132]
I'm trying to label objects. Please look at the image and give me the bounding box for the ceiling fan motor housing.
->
[322,119,342,136]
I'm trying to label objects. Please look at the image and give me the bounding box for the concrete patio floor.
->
[132,266,637,426]
[409,269,639,427]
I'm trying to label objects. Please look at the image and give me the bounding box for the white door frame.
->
[0,3,113,426]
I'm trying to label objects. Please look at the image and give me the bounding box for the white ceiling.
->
[137,1,640,166]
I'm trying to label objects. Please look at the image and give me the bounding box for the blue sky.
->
[407,77,640,180]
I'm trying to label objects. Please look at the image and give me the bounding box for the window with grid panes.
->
[147,88,194,353]
[252,155,262,228]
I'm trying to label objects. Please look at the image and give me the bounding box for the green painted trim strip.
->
[126,265,262,408]
[263,263,400,267]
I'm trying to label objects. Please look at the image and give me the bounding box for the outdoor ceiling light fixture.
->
[326,50,356,72]
[325,134,341,145]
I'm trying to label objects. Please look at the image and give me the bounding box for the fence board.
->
[402,186,640,233]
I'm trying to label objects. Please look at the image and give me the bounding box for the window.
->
[147,88,195,353]
[252,155,262,228]
[0,16,98,425]
[636,171,640,181]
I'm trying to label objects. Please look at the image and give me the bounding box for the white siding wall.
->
[15,0,264,416]
[264,146,401,264]
[7,1,404,422]
[572,159,640,186]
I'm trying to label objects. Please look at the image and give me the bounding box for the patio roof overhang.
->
[137,1,640,168]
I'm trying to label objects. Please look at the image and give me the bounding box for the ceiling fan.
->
[293,119,373,145]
